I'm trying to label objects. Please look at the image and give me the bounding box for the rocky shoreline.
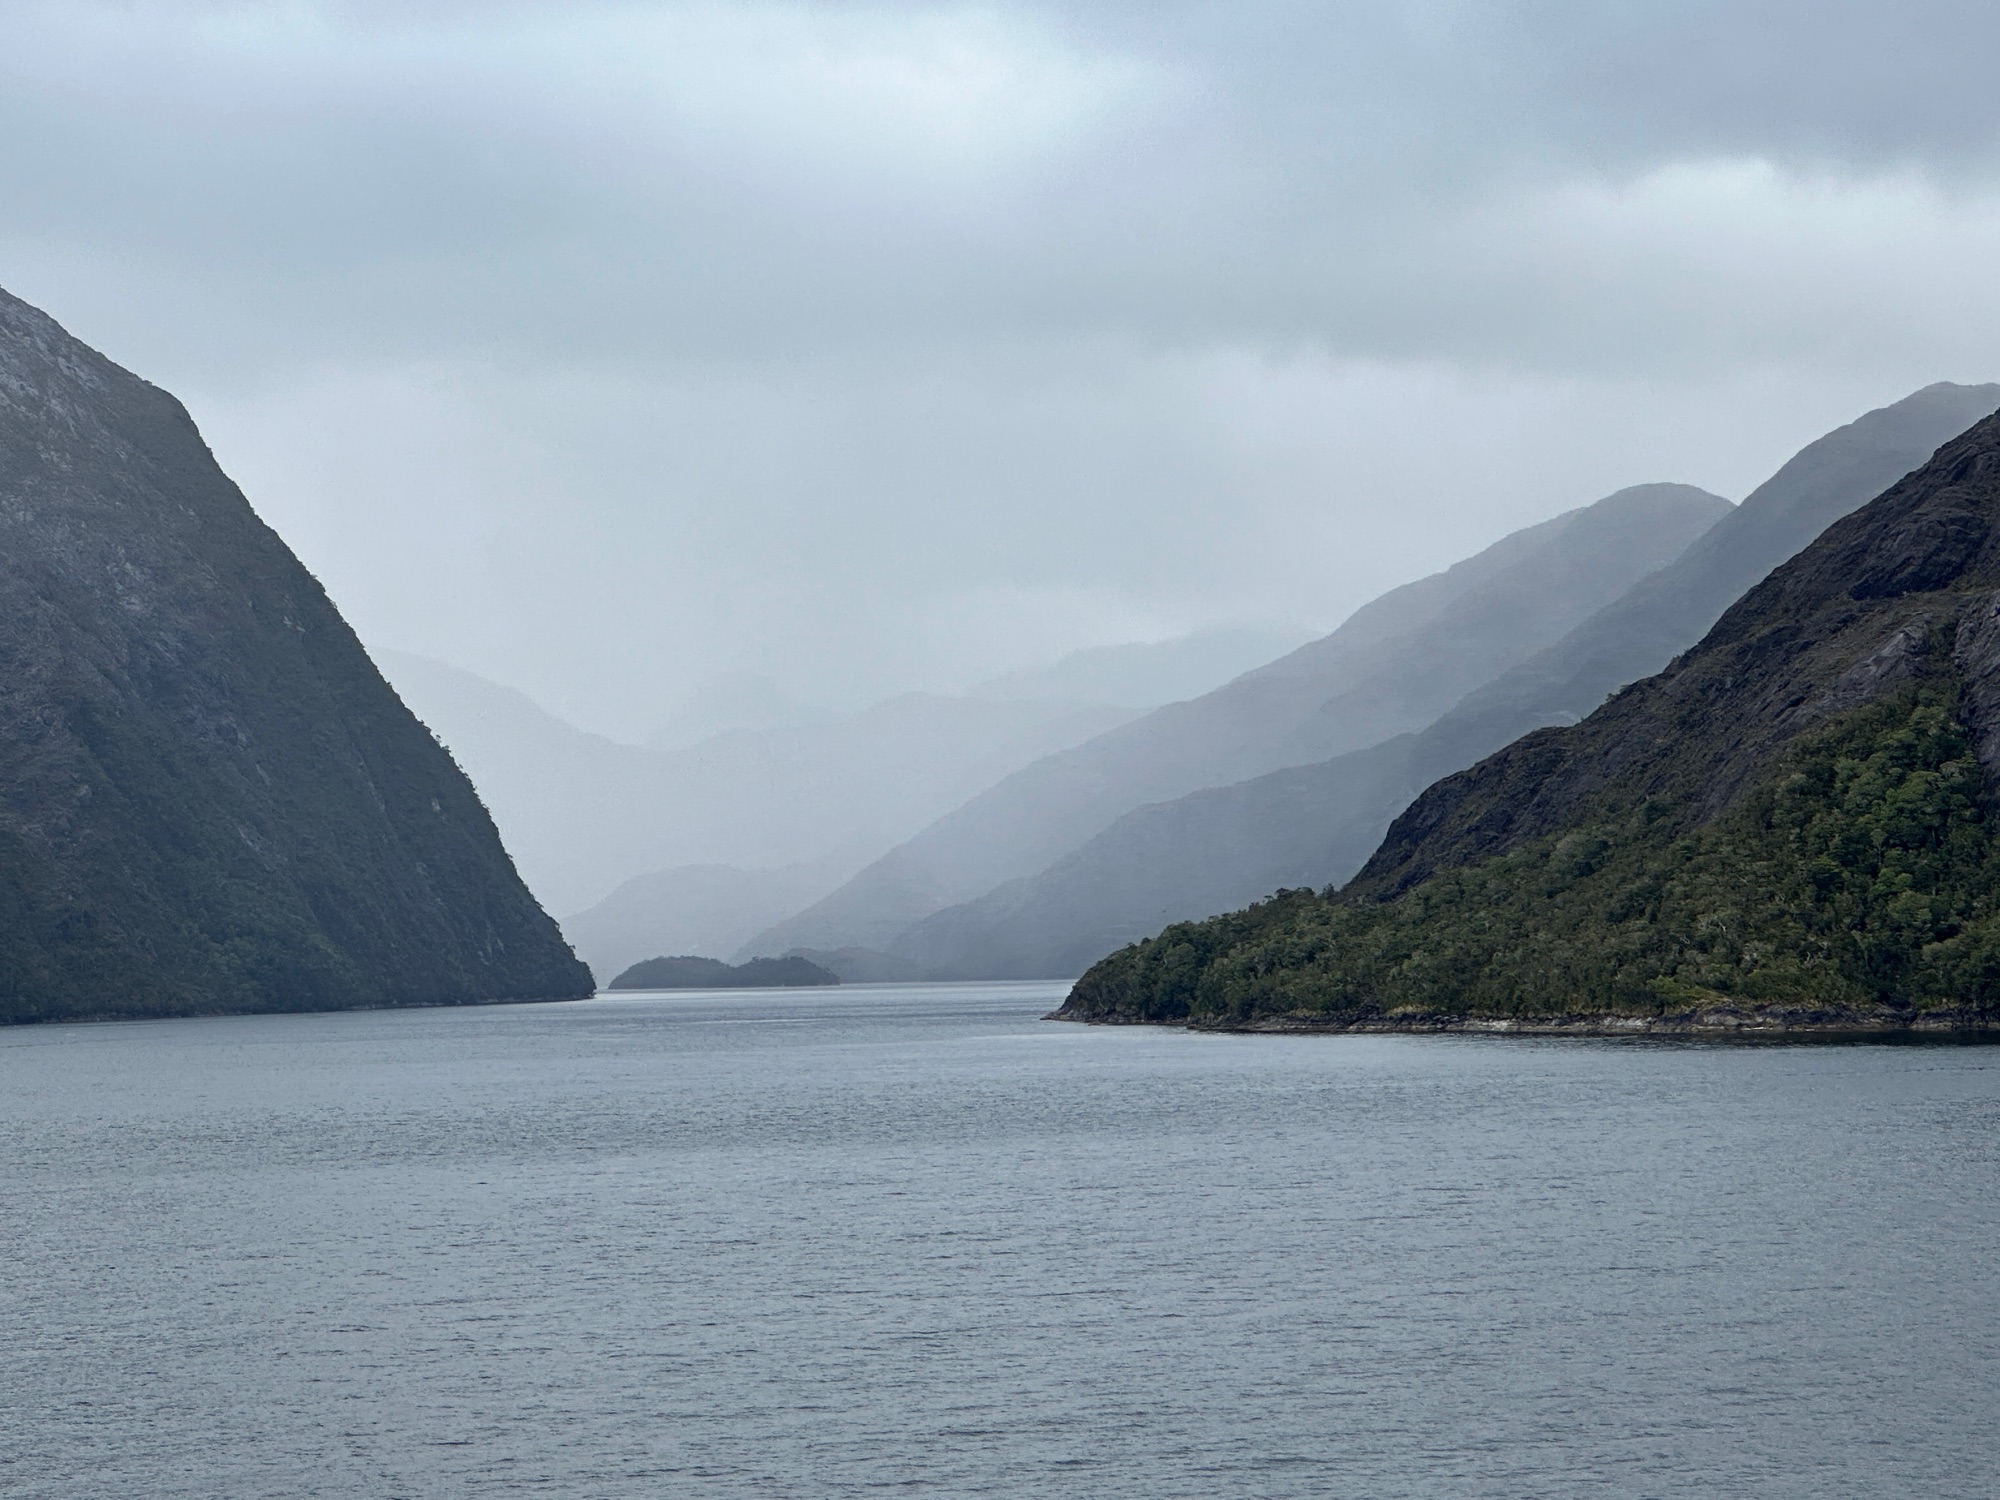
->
[1048,1002,2000,1038]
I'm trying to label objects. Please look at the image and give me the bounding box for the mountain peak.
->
[1062,397,2000,1032]
[1353,407,2000,900]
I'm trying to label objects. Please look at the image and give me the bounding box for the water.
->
[3,982,1997,1498]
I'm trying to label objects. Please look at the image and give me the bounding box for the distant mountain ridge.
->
[381,652,1135,916]
[607,954,838,990]
[882,382,2000,979]
[745,482,1732,958]
[0,286,590,1023]
[647,672,823,750]
[969,627,1317,709]
[560,859,850,984]
[1060,404,2000,1031]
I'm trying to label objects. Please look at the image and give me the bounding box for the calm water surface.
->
[3,982,1997,1497]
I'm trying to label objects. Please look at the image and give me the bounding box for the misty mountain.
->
[606,954,839,991]
[1061,406,2000,1029]
[647,672,825,750]
[778,946,927,983]
[744,482,1731,958]
[886,746,1419,979]
[968,626,1317,710]
[1429,382,2000,770]
[380,651,1135,917]
[560,859,850,984]
[893,382,2000,978]
[0,286,589,1023]
[637,629,1311,757]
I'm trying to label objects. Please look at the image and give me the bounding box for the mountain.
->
[886,746,1418,979]
[746,483,1731,957]
[1060,407,2000,1032]
[0,287,591,1023]
[647,672,823,750]
[380,652,1134,915]
[606,954,838,990]
[777,946,925,982]
[560,859,849,983]
[641,633,1306,752]
[1422,382,2000,774]
[890,383,2000,980]
[969,626,1317,710]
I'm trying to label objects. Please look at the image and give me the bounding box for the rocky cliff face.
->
[1063,407,2000,1031]
[0,288,592,1022]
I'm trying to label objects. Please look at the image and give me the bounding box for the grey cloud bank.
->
[2,2,1997,731]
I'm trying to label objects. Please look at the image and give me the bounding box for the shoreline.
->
[1047,1004,2000,1040]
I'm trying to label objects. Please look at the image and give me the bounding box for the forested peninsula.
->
[1059,409,2000,1036]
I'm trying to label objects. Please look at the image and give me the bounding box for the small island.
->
[606,954,841,991]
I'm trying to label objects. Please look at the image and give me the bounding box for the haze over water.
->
[5,984,1996,1498]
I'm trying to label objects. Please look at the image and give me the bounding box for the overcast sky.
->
[5,1,2000,738]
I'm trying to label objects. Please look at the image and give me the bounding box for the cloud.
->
[2,2,1997,731]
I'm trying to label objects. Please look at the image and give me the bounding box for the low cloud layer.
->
[5,2,1998,734]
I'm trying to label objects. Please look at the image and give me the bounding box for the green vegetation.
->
[0,658,593,1024]
[1070,680,2000,1025]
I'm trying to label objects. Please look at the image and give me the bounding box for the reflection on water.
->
[4,983,1997,1498]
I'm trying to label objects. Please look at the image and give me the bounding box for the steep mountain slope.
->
[382,652,1133,915]
[1423,382,2000,776]
[0,288,590,1023]
[1061,408,2000,1031]
[746,483,1731,957]
[900,383,2000,979]
[888,741,1417,978]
